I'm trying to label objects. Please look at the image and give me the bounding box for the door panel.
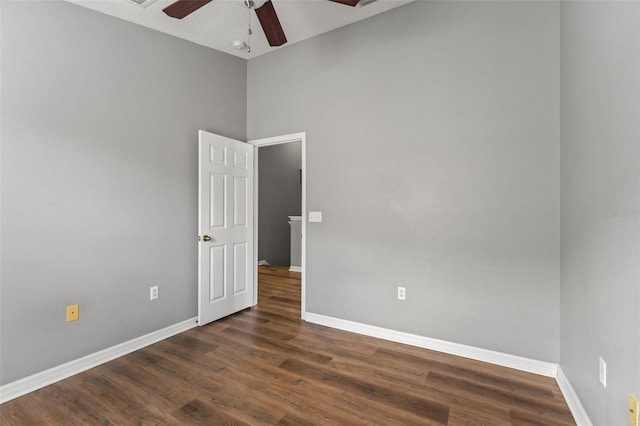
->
[210,174,226,228]
[199,130,254,325]
[208,245,226,302]
[233,176,248,227]
[233,243,248,294]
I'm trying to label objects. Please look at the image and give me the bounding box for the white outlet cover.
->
[150,286,159,301]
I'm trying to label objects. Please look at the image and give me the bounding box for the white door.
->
[198,130,254,326]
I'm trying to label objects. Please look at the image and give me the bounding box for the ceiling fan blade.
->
[163,0,213,19]
[327,0,360,6]
[254,0,287,47]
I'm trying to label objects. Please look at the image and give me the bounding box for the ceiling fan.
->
[162,0,362,47]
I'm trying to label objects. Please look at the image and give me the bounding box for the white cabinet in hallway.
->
[288,216,302,272]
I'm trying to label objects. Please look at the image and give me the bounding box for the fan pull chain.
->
[247,8,252,53]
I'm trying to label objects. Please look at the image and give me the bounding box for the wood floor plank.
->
[207,343,435,426]
[218,324,334,365]
[327,351,545,426]
[171,398,249,426]
[148,355,285,425]
[0,380,111,426]
[67,369,180,425]
[374,346,558,402]
[102,357,194,413]
[426,370,575,425]
[0,265,575,425]
[509,408,578,426]
[448,405,512,426]
[204,347,370,425]
[278,357,451,425]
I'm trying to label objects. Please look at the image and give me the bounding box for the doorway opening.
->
[250,132,306,319]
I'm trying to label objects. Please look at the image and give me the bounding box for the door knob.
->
[202,235,212,242]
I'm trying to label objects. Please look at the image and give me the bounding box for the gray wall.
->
[248,1,561,362]
[0,1,246,384]
[560,2,640,425]
[258,142,302,266]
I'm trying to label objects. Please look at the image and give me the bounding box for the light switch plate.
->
[309,211,323,222]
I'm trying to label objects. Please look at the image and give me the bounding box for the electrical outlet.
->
[150,286,159,301]
[630,394,639,426]
[66,304,79,322]
[599,357,607,388]
[397,286,406,301]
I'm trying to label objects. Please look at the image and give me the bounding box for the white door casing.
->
[198,130,254,325]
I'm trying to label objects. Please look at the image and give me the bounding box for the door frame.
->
[249,132,306,319]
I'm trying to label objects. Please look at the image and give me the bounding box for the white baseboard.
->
[304,312,558,377]
[289,266,302,272]
[556,367,593,426]
[0,317,198,404]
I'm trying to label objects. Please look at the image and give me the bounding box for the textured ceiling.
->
[65,0,413,59]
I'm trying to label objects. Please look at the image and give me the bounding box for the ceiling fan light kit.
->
[127,0,159,8]
[243,0,268,9]
[232,40,249,50]
[162,0,363,50]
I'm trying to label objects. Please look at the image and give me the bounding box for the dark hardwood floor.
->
[0,266,575,425]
